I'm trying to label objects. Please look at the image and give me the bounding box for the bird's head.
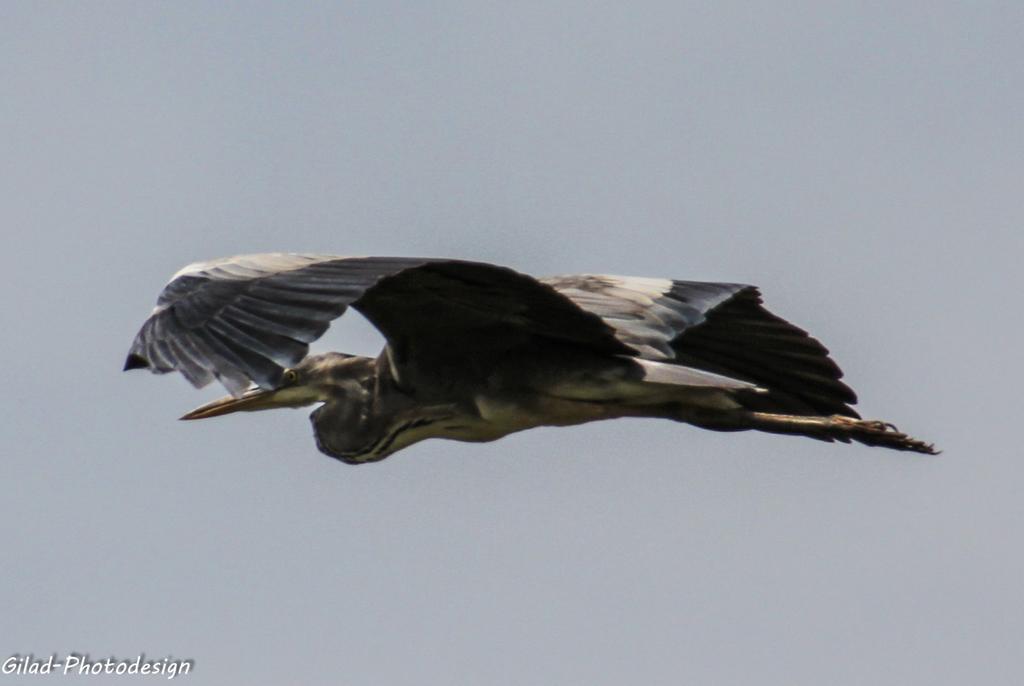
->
[179,353,374,421]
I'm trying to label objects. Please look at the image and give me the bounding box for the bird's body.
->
[125,254,935,462]
[305,349,747,463]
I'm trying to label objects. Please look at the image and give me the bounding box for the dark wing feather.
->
[671,288,858,417]
[125,254,630,395]
[545,275,858,417]
[350,262,633,392]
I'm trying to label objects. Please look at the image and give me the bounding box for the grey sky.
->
[2,2,1021,684]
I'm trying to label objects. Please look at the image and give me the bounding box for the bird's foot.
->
[829,416,938,455]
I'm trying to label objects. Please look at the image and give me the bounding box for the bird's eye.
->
[283,369,298,384]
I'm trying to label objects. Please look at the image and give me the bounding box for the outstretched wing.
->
[126,254,856,415]
[544,275,858,417]
[124,254,632,395]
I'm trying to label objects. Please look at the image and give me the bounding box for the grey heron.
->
[124,254,935,463]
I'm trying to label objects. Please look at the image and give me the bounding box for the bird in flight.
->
[124,254,936,463]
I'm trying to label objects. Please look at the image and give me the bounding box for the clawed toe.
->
[829,415,937,455]
[861,420,899,433]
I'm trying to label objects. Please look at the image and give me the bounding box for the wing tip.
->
[123,353,149,371]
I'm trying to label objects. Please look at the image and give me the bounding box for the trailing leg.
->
[683,409,937,454]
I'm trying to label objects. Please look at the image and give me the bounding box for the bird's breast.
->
[472,393,626,435]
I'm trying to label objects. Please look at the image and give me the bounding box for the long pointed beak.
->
[180,387,283,420]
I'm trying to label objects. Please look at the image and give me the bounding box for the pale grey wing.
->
[125,254,421,394]
[542,275,748,359]
[125,254,631,396]
[544,275,858,417]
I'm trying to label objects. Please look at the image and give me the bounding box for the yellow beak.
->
[180,387,284,420]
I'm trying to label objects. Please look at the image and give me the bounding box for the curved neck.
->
[310,356,462,464]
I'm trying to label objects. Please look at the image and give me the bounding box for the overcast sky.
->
[2,2,1021,684]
